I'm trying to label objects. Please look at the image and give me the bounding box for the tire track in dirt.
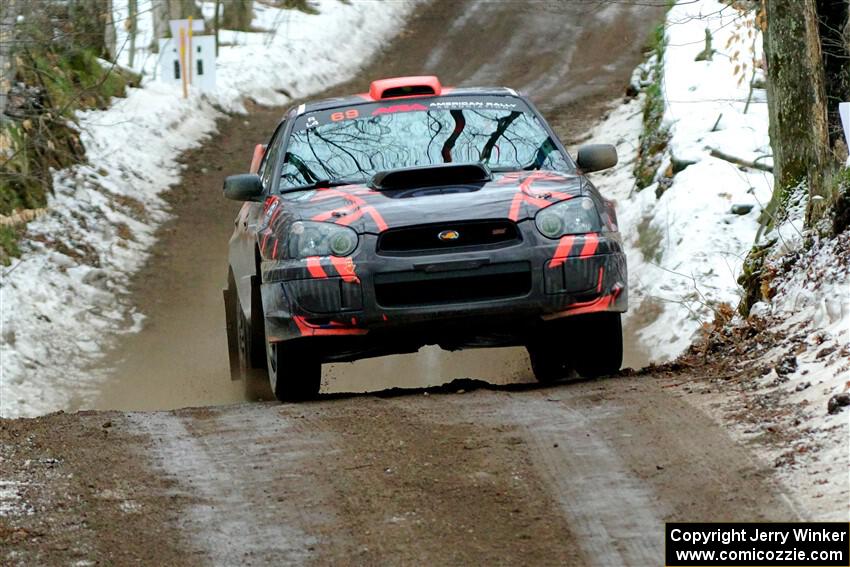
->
[127,400,588,565]
[2,376,804,564]
[487,376,803,564]
[130,407,332,565]
[302,399,586,565]
[501,399,665,565]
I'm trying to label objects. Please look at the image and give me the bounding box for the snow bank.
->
[746,186,850,520]
[585,0,773,361]
[0,0,418,418]
[583,0,848,519]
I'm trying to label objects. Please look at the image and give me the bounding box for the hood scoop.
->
[370,163,492,191]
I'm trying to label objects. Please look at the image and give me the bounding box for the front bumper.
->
[260,220,627,355]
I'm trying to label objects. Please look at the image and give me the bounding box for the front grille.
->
[374,262,531,307]
[377,220,520,254]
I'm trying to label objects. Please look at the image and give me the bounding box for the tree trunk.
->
[222,0,253,31]
[763,0,831,224]
[214,0,221,55]
[817,0,850,150]
[151,0,169,50]
[168,0,202,20]
[0,0,19,121]
[127,0,137,68]
[802,0,833,223]
[104,0,117,62]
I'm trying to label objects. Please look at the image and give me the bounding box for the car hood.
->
[281,170,585,234]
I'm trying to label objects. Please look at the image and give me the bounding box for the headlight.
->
[285,221,358,258]
[534,197,601,239]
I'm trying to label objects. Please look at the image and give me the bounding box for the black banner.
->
[666,523,850,566]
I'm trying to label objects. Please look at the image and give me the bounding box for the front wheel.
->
[265,340,322,402]
[527,317,574,383]
[527,342,573,383]
[572,312,623,378]
[527,312,623,382]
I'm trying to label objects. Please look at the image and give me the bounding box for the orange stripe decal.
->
[306,257,328,279]
[292,316,368,337]
[580,234,599,258]
[330,256,360,283]
[550,235,576,268]
[542,293,616,320]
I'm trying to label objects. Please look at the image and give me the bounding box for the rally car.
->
[223,76,627,401]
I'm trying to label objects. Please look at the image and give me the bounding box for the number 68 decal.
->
[330,109,360,122]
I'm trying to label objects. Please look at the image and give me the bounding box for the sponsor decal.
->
[429,101,518,110]
[372,103,428,116]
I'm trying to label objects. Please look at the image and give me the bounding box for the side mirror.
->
[223,174,264,202]
[576,144,618,173]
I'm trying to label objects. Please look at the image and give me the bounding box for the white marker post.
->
[159,18,216,96]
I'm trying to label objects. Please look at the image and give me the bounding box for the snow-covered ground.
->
[586,0,773,361]
[0,0,419,418]
[584,0,847,521]
[742,187,849,520]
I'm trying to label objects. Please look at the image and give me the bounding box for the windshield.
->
[278,97,571,190]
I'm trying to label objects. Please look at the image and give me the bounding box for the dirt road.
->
[1,374,799,566]
[0,1,808,565]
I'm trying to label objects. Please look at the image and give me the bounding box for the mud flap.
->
[223,287,241,381]
[249,275,268,369]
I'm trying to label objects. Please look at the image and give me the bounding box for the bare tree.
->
[104,0,117,62]
[214,0,221,55]
[0,0,19,120]
[151,0,169,47]
[127,0,137,68]
[168,0,202,20]
[223,0,253,31]
[763,0,846,225]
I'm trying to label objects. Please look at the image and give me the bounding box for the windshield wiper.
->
[489,163,543,173]
[279,178,366,193]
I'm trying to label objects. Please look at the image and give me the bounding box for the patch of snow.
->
[0,480,32,516]
[0,0,419,418]
[724,228,849,520]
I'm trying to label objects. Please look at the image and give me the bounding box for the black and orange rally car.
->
[223,76,627,401]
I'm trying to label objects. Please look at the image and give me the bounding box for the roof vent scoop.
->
[369,76,442,100]
[370,163,491,191]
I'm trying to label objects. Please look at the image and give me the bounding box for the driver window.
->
[259,122,286,190]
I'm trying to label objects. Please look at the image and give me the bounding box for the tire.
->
[225,272,256,381]
[572,312,623,378]
[527,342,573,383]
[265,339,322,402]
[224,272,241,381]
[527,319,574,383]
